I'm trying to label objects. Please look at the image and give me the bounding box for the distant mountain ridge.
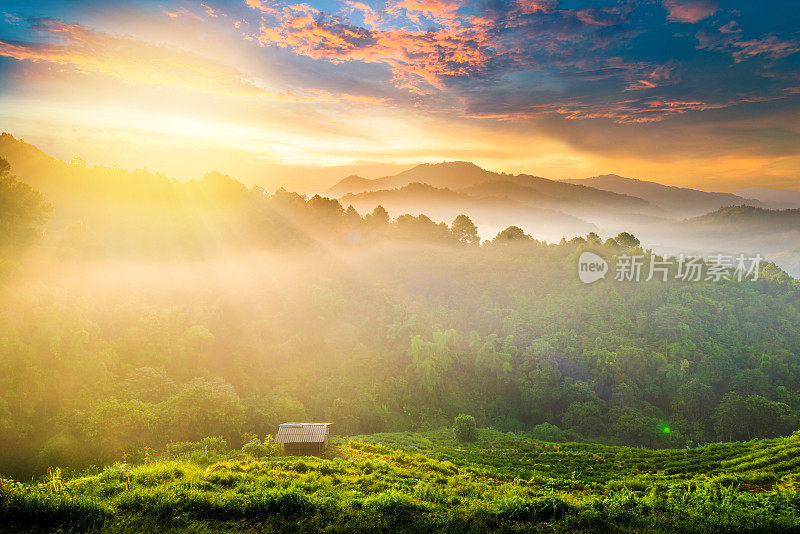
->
[734,187,800,209]
[331,162,668,242]
[683,205,800,231]
[339,182,598,242]
[327,161,498,196]
[563,174,764,217]
[328,162,651,211]
[3,133,799,274]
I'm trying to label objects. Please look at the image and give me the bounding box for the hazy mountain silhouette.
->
[734,187,800,209]
[563,174,763,217]
[0,132,179,208]
[329,162,651,213]
[327,175,374,196]
[328,161,496,196]
[3,133,799,273]
[682,205,800,232]
[635,206,800,277]
[340,182,597,242]
[460,178,651,212]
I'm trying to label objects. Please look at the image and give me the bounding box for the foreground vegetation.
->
[4,428,800,533]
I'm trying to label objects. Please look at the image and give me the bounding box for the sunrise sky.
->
[0,0,798,192]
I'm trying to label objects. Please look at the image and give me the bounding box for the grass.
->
[3,429,800,532]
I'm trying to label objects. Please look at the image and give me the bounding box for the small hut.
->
[274,422,332,455]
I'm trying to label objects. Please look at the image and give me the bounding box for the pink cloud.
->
[464,96,742,124]
[663,0,716,23]
[718,20,740,34]
[3,12,22,24]
[731,36,800,62]
[515,0,557,15]
[697,30,800,63]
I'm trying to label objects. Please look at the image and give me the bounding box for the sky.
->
[0,0,798,192]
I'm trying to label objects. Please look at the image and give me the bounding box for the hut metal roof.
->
[274,422,332,444]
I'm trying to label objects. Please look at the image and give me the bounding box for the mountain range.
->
[326,161,800,273]
[329,162,650,213]
[1,132,799,274]
[734,187,800,209]
[328,163,800,219]
[563,174,772,216]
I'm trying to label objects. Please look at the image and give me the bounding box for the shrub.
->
[242,438,268,458]
[292,461,309,473]
[453,414,477,443]
[530,422,580,443]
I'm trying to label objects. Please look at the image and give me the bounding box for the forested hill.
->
[684,205,800,232]
[1,150,800,483]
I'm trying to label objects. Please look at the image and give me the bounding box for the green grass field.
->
[4,429,800,533]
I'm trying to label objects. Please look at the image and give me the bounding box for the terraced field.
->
[355,428,800,488]
[3,429,800,533]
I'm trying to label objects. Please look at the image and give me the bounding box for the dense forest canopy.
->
[0,156,799,481]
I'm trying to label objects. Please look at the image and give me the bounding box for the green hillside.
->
[2,147,800,532]
[4,429,800,533]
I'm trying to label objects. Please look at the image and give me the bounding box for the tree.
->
[731,369,770,397]
[561,401,605,437]
[308,194,344,224]
[163,378,246,444]
[344,205,362,224]
[609,406,659,446]
[366,205,390,226]
[122,367,176,403]
[672,379,714,422]
[453,414,477,442]
[613,232,640,249]
[714,392,745,441]
[245,395,307,438]
[194,171,249,202]
[451,214,479,245]
[493,226,530,242]
[0,158,52,249]
[586,232,602,245]
[745,395,797,439]
[395,214,448,241]
[85,399,158,461]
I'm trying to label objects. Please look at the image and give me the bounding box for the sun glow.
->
[0,0,798,191]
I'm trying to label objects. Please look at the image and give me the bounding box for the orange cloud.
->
[245,0,278,13]
[515,0,557,15]
[464,96,737,124]
[626,79,657,90]
[255,5,495,93]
